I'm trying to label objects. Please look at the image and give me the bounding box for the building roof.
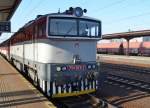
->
[102,30,150,39]
[0,0,21,21]
[0,0,21,35]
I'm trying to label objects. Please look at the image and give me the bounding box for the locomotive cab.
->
[37,8,102,97]
[41,8,101,64]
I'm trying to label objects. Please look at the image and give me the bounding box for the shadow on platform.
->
[0,89,47,107]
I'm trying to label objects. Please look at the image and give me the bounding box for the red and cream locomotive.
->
[0,7,102,98]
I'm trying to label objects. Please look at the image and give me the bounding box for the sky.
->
[1,0,150,43]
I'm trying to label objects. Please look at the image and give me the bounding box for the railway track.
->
[55,62,150,108]
[101,63,150,74]
[101,62,150,83]
[53,94,110,108]
[106,73,150,93]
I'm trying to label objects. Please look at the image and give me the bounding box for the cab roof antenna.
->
[58,8,60,13]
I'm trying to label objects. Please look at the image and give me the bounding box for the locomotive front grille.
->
[49,63,100,97]
[49,79,98,98]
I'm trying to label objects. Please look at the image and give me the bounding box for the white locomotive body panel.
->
[10,39,97,64]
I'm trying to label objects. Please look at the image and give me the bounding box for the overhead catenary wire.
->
[80,0,87,6]
[24,0,44,17]
[104,11,150,25]
[17,0,46,27]
[90,0,127,14]
[9,0,49,42]
[95,0,140,16]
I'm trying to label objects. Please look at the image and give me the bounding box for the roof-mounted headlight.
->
[65,7,87,17]
[74,7,83,17]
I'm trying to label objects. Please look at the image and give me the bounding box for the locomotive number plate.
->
[67,65,86,71]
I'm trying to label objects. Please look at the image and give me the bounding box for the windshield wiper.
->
[66,26,74,35]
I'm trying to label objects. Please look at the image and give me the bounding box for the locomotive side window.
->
[49,19,77,36]
[38,24,43,37]
[42,23,46,36]
[38,23,46,37]
[34,25,38,38]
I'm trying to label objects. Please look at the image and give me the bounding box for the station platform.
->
[0,55,56,108]
[97,54,150,68]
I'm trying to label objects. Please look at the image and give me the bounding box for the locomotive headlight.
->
[56,67,61,72]
[92,65,96,69]
[62,66,67,71]
[74,7,83,17]
[88,65,91,69]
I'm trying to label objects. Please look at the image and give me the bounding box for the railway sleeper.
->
[107,77,150,93]
[103,63,150,74]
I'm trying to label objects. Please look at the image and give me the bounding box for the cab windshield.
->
[48,18,101,38]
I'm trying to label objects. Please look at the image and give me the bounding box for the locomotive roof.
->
[20,13,101,34]
[45,13,101,21]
